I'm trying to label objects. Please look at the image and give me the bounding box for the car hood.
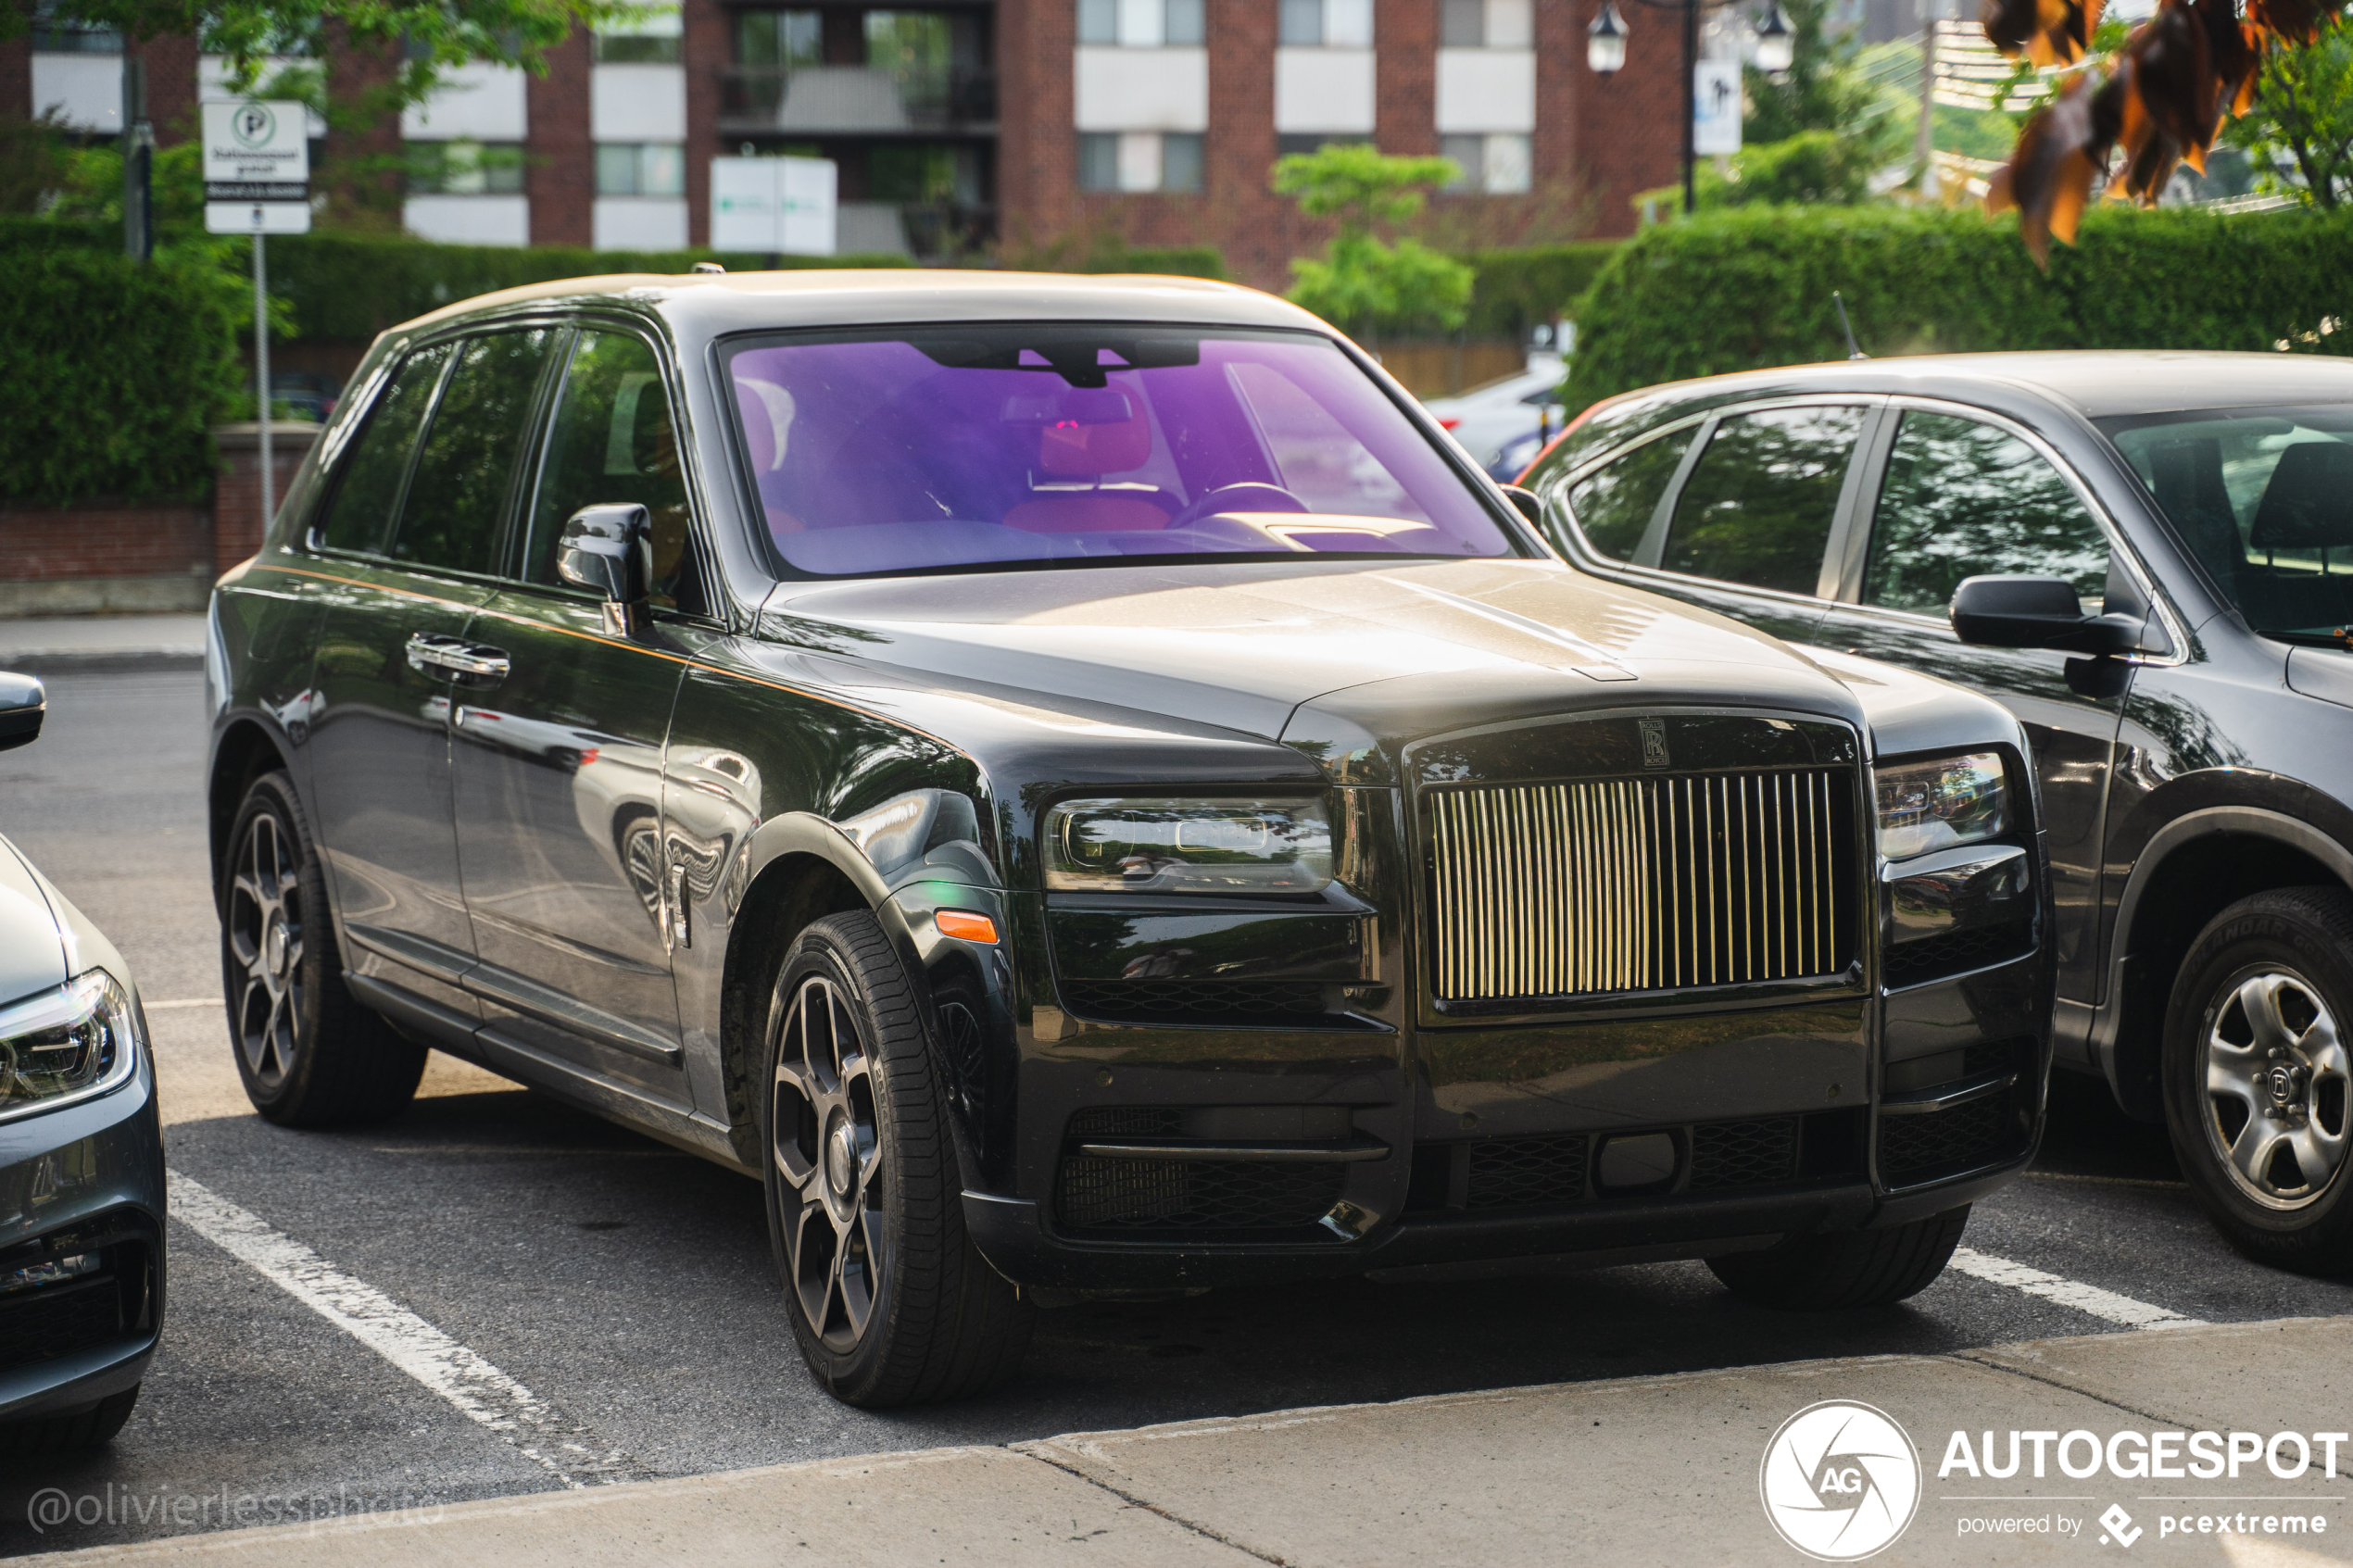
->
[0,835,69,1005]
[761,557,1858,752]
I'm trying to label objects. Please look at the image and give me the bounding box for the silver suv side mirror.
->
[1949,575,2145,658]
[0,672,44,753]
[558,504,652,635]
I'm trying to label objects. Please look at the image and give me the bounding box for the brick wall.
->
[212,425,318,575]
[1,36,27,121]
[530,31,595,246]
[683,0,729,247]
[139,33,200,144]
[1571,0,1682,235]
[324,26,404,229]
[0,507,211,582]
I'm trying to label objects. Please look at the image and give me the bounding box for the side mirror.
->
[1949,575,2144,657]
[0,672,43,753]
[1499,484,1544,525]
[558,504,652,635]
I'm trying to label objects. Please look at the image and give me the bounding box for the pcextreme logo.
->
[1760,1401,1923,1561]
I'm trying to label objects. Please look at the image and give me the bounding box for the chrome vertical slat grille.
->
[1428,768,1856,1004]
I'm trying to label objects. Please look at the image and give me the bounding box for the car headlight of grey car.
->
[1873,752,2010,860]
[1045,797,1334,895]
[0,970,141,1123]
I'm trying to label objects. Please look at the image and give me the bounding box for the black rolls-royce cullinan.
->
[206,271,2051,1407]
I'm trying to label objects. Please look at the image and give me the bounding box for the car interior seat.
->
[2241,440,2353,632]
[1000,391,1172,533]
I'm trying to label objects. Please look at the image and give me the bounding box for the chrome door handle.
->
[406,633,510,685]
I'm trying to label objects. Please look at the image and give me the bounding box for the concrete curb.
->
[30,1314,2353,1565]
[4,651,205,676]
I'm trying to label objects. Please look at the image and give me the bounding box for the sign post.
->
[204,101,310,534]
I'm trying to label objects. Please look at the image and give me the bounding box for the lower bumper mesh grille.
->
[1429,768,1858,1005]
[1880,1087,2031,1185]
[1054,1157,1342,1233]
[1060,978,1326,1025]
[1883,919,2035,988]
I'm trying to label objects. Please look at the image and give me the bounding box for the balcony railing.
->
[717,65,998,132]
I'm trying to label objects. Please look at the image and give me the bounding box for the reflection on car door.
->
[1812,406,2128,1005]
[1576,403,1873,645]
[451,327,694,1107]
[304,333,535,1023]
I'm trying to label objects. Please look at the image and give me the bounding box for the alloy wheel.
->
[772,975,890,1351]
[2200,965,2351,1209]
[226,809,304,1090]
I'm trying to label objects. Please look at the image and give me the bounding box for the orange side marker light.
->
[936,909,999,944]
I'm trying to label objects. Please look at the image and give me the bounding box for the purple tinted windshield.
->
[724,326,1516,576]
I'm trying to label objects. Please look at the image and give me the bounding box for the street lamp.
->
[1584,0,1787,216]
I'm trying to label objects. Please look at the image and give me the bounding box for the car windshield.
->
[722,324,1517,576]
[2101,405,2353,642]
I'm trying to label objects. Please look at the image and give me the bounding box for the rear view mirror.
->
[558,504,652,635]
[1949,575,2144,657]
[0,672,43,752]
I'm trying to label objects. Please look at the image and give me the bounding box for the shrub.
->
[0,245,244,505]
[1462,241,1621,339]
[1565,204,2353,409]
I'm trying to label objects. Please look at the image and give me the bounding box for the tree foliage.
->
[2221,13,2353,207]
[1639,130,1881,212]
[1273,144,1476,336]
[1743,0,1881,144]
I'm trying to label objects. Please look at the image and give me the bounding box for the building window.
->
[407,141,526,195]
[1440,132,1531,194]
[738,9,823,67]
[29,0,120,51]
[1440,0,1532,48]
[871,143,983,206]
[594,3,681,63]
[1078,131,1202,193]
[597,143,686,196]
[1277,0,1372,47]
[1078,0,1204,46]
[1277,132,1372,157]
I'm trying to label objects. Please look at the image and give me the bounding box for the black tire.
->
[2161,888,2353,1274]
[219,771,424,1126]
[0,1385,138,1457]
[759,911,1032,1407]
[1708,1206,1970,1310]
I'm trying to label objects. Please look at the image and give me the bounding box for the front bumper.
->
[0,1056,167,1423]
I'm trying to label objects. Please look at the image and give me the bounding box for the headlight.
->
[0,971,139,1123]
[1045,798,1333,895]
[1875,753,2009,859]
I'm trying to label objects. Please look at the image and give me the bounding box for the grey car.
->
[0,673,165,1452]
[1521,350,2353,1269]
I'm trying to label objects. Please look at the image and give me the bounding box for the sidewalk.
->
[0,615,207,674]
[39,1315,2353,1566]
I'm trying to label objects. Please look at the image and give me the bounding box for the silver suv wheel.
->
[2198,964,2351,1209]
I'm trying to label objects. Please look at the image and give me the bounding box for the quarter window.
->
[1863,410,2108,616]
[526,331,704,614]
[391,329,556,576]
[1564,426,1695,562]
[313,342,454,556]
[1661,405,1865,595]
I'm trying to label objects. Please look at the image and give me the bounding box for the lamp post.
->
[1588,0,1794,216]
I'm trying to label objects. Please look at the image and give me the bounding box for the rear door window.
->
[1863,410,2108,615]
[1563,426,1696,561]
[1660,406,1866,595]
[390,328,557,576]
[313,343,453,556]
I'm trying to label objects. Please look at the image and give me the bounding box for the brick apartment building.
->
[7,0,1681,291]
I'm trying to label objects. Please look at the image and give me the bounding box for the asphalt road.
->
[6,668,2350,1556]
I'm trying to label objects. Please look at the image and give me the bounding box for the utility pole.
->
[121,56,152,261]
[1682,0,1701,215]
[1916,0,1939,199]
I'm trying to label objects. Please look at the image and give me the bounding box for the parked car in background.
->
[1521,351,2353,1271]
[209,271,2050,1409]
[1424,352,1567,480]
[0,673,165,1455]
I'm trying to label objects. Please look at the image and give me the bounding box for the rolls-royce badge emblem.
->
[1640,719,1670,770]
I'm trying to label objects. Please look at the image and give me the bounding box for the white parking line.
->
[143,997,218,1010]
[167,1170,647,1488]
[1948,1246,2208,1330]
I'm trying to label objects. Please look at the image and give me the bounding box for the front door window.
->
[1862,411,2109,614]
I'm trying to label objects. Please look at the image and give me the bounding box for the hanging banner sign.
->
[1693,60,1743,156]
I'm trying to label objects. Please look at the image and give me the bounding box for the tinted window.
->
[1662,406,1863,595]
[314,344,452,555]
[526,331,703,613]
[1865,411,2108,615]
[2103,405,2353,639]
[1564,427,1694,561]
[391,329,554,575]
[722,326,1514,577]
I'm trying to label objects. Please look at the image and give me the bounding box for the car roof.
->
[1627,350,2353,420]
[386,268,1337,344]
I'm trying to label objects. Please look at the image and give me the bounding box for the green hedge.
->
[0,245,244,506]
[1463,242,1621,340]
[1566,205,2353,408]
